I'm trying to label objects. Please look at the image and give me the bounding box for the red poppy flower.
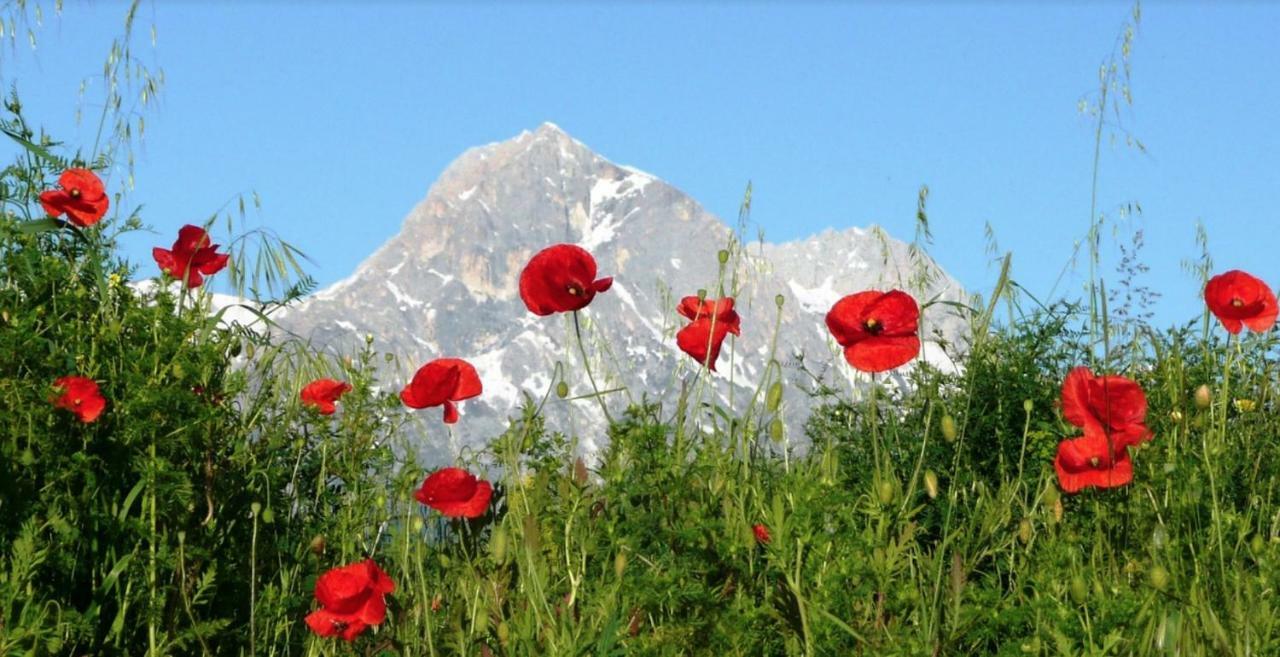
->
[413,467,493,518]
[675,296,741,371]
[825,290,921,373]
[1204,270,1278,334]
[518,244,613,315]
[1054,428,1133,494]
[152,224,230,289]
[52,376,106,423]
[301,379,353,415]
[752,523,771,545]
[39,168,110,227]
[304,558,396,642]
[1060,367,1151,449]
[400,358,482,423]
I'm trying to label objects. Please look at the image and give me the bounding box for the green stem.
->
[572,311,613,425]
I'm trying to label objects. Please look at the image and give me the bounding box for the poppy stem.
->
[572,311,613,425]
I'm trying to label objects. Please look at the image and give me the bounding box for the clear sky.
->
[4,1,1279,327]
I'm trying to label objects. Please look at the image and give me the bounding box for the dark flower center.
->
[73,398,82,406]
[565,283,583,297]
[1232,297,1245,308]
[863,318,882,335]
[69,188,81,198]
[1089,456,1100,467]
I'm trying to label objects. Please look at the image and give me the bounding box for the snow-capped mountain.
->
[279,123,967,462]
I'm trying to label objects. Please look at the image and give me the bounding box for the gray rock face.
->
[278,123,967,463]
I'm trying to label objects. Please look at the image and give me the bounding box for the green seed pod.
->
[923,470,939,499]
[1194,384,1212,409]
[718,249,730,264]
[941,415,958,442]
[20,448,34,466]
[365,333,375,346]
[766,382,783,412]
[614,551,628,579]
[1069,575,1088,604]
[490,527,508,564]
[384,352,394,363]
[556,381,569,398]
[775,293,785,308]
[246,342,257,359]
[261,507,275,524]
[1149,565,1169,591]
[171,362,185,379]
[697,288,707,301]
[769,418,784,443]
[1022,399,1033,413]
[1251,534,1266,554]
[250,501,262,516]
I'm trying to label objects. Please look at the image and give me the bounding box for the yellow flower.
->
[1233,399,1257,413]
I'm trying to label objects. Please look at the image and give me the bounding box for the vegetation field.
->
[4,2,1280,656]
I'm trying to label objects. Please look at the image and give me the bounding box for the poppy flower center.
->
[1231,297,1245,308]
[863,318,882,334]
[73,398,82,406]
[565,283,583,297]
[1089,456,1100,467]
[69,188,81,198]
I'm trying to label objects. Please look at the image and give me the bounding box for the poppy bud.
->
[1148,565,1169,591]
[20,448,34,466]
[261,507,275,524]
[384,352,394,363]
[1052,498,1064,524]
[877,479,895,505]
[718,249,730,264]
[1018,519,1032,544]
[1069,575,1088,604]
[1170,410,1183,422]
[1043,484,1060,506]
[556,381,569,398]
[250,501,261,516]
[490,526,508,563]
[228,341,242,358]
[775,294,785,308]
[309,534,326,555]
[172,362,185,379]
[431,594,443,612]
[767,382,783,412]
[1194,384,1212,409]
[923,470,939,499]
[365,333,375,345]
[1022,399,1033,413]
[1,309,8,324]
[1251,534,1266,554]
[246,342,256,359]
[498,621,511,646]
[941,415,958,442]
[769,418,784,443]
[696,288,707,301]
[614,551,628,579]
[412,517,424,533]
[177,530,186,544]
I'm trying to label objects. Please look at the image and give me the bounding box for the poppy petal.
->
[843,335,920,373]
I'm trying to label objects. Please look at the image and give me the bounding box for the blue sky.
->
[4,1,1279,326]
